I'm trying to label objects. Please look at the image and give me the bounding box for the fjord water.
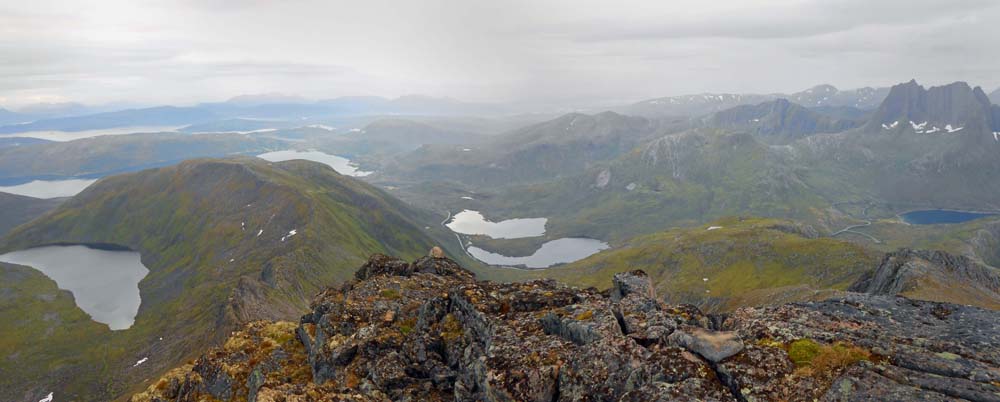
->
[901,209,996,225]
[446,210,547,239]
[257,150,373,177]
[0,126,182,141]
[468,238,609,269]
[0,178,97,198]
[0,245,149,330]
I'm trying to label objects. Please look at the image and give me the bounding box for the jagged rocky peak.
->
[867,79,997,134]
[133,254,1000,402]
[850,248,1000,309]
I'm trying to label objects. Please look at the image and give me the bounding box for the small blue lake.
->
[901,209,996,225]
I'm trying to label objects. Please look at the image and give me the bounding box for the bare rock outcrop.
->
[133,254,1000,402]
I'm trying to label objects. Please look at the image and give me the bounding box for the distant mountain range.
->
[622,84,891,118]
[991,87,1000,104]
[0,132,289,184]
[0,107,28,126]
[384,111,669,187]
[0,95,520,135]
[0,84,897,135]
[378,79,1000,248]
[702,98,863,144]
[0,106,218,134]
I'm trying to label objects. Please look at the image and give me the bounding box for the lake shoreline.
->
[897,208,998,225]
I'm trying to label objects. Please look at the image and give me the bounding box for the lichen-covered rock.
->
[667,326,744,363]
[133,255,1000,402]
[610,269,655,302]
[849,248,1000,310]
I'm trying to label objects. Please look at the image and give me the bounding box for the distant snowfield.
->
[257,150,373,177]
[0,178,97,198]
[0,125,183,141]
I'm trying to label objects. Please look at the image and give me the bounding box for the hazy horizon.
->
[2,0,1000,109]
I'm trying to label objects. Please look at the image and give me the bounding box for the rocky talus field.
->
[132,253,1000,402]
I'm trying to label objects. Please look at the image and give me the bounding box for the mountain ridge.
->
[623,84,891,118]
[0,157,447,400]
[704,98,862,144]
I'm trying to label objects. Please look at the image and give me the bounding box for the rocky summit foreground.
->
[132,254,1000,402]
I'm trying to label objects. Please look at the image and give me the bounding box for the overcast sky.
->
[2,0,999,109]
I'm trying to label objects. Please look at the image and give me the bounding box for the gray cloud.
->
[573,0,998,41]
[0,0,998,109]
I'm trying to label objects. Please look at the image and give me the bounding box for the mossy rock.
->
[788,339,821,366]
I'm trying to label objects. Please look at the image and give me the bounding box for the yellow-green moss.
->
[380,289,402,300]
[440,314,464,342]
[788,339,821,366]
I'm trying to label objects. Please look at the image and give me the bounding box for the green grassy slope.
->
[494,217,880,312]
[0,157,443,400]
[481,129,840,243]
[0,192,64,237]
[0,263,112,402]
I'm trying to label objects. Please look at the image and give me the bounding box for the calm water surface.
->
[0,245,149,330]
[901,209,996,225]
[0,178,97,198]
[257,150,372,177]
[0,126,181,141]
[446,210,546,239]
[468,238,609,269]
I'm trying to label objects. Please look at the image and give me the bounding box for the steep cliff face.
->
[133,254,1000,402]
[865,80,997,136]
[850,248,1000,310]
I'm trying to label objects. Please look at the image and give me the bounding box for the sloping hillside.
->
[385,112,667,187]
[0,132,288,182]
[508,217,879,311]
[0,192,64,236]
[704,99,861,144]
[0,158,446,400]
